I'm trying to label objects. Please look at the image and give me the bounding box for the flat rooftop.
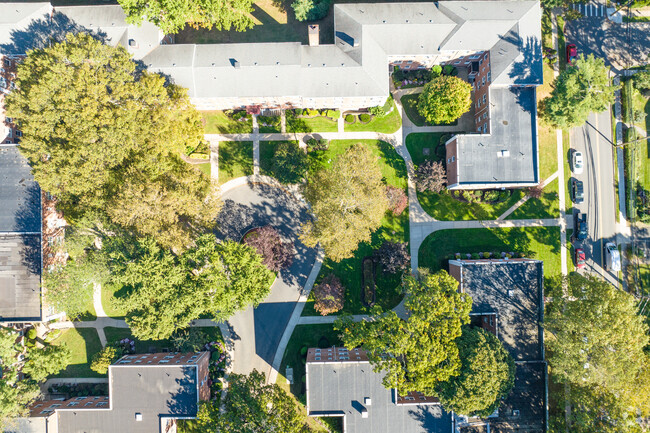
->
[0,146,41,233]
[456,87,538,186]
[307,361,452,433]
[454,259,544,361]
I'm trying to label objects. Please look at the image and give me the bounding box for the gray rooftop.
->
[57,364,199,433]
[307,362,452,433]
[0,146,41,233]
[456,260,544,362]
[456,87,538,186]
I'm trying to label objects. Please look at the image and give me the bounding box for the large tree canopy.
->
[417,75,472,124]
[180,370,313,432]
[0,327,69,428]
[437,326,515,417]
[335,271,472,394]
[112,235,275,340]
[545,274,648,392]
[540,54,616,128]
[6,33,218,250]
[301,143,388,261]
[118,0,255,34]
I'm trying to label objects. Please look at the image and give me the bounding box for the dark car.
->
[572,179,584,204]
[566,43,578,65]
[575,212,588,241]
[575,248,586,269]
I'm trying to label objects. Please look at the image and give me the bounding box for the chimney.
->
[308,24,320,47]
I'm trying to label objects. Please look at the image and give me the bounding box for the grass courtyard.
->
[301,139,409,316]
[218,141,254,183]
[51,328,104,378]
[201,111,253,134]
[418,226,562,277]
[344,100,402,134]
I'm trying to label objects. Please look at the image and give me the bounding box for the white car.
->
[604,242,621,272]
[572,151,584,175]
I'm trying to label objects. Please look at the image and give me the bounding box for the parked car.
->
[574,212,588,241]
[572,151,584,175]
[566,43,578,65]
[604,242,621,272]
[575,248,586,269]
[571,179,584,204]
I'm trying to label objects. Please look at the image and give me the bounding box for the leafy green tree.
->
[44,254,107,320]
[633,70,650,93]
[301,144,388,261]
[270,141,309,184]
[113,236,274,340]
[291,0,331,21]
[540,54,617,128]
[6,33,217,250]
[417,75,472,124]
[118,0,255,34]
[22,345,71,382]
[545,274,649,393]
[335,271,472,394]
[90,346,119,375]
[437,326,515,417]
[0,380,40,429]
[180,370,312,432]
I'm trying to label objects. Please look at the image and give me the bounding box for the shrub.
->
[385,185,408,215]
[318,337,330,349]
[26,328,37,340]
[393,65,405,81]
[294,108,303,116]
[307,137,329,151]
[416,160,447,193]
[270,141,309,183]
[526,185,543,199]
[418,76,472,124]
[300,346,308,356]
[443,64,455,75]
[91,346,118,375]
[431,65,442,78]
[375,241,410,274]
[359,113,371,123]
[313,274,345,315]
[306,108,319,117]
[292,0,331,21]
[243,225,295,272]
[326,109,340,118]
[368,105,386,117]
[633,70,650,92]
[483,190,500,201]
[344,114,355,123]
[471,253,480,260]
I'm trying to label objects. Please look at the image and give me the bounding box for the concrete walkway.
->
[497,171,560,220]
[252,115,260,175]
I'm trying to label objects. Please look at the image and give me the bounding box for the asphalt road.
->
[216,182,317,378]
[569,110,619,285]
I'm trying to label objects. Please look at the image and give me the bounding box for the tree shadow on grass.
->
[219,142,254,179]
[377,140,408,184]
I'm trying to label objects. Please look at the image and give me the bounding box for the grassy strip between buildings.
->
[201,111,253,134]
[51,328,104,378]
[344,100,402,133]
[418,227,562,277]
[218,141,254,183]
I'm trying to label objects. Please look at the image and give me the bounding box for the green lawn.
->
[301,116,339,132]
[507,178,560,220]
[418,226,562,277]
[198,163,211,177]
[537,62,559,182]
[301,139,408,315]
[101,284,127,319]
[201,111,253,134]
[219,141,254,183]
[405,132,447,166]
[279,324,342,400]
[51,328,104,378]
[418,189,526,221]
[103,327,223,353]
[344,100,401,133]
[258,116,281,133]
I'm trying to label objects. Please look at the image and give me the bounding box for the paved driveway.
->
[216,181,317,378]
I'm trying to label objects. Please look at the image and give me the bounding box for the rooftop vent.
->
[508,289,514,297]
[229,58,241,69]
[128,39,138,48]
[364,397,372,406]
[497,150,510,158]
[135,413,143,421]
[361,407,369,418]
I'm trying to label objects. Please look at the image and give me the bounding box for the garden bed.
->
[257,115,281,133]
[361,257,376,307]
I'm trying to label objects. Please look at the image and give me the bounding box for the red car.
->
[575,248,586,269]
[566,44,578,65]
